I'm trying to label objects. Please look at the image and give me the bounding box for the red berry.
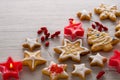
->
[37,30,42,34]
[95,22,100,26]
[45,41,49,47]
[45,33,50,39]
[41,36,45,42]
[92,23,96,29]
[44,30,48,35]
[55,31,61,36]
[98,27,102,32]
[51,34,56,38]
[46,33,50,37]
[103,26,108,31]
[96,71,105,79]
[41,27,47,31]
[99,23,104,28]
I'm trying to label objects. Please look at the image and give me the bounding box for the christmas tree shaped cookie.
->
[87,27,119,52]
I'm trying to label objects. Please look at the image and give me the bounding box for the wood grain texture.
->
[0,0,120,80]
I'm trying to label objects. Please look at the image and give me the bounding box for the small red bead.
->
[44,30,48,35]
[55,31,61,36]
[41,36,45,42]
[51,34,56,38]
[37,30,42,34]
[41,27,47,31]
[98,27,102,32]
[103,26,108,31]
[92,23,96,29]
[96,71,105,79]
[95,22,100,26]
[45,41,49,47]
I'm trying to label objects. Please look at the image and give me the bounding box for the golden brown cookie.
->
[42,61,68,80]
[94,4,120,21]
[89,53,107,67]
[54,39,90,62]
[72,64,92,80]
[77,9,92,20]
[22,50,46,71]
[87,27,119,52]
[22,38,41,51]
[115,21,120,38]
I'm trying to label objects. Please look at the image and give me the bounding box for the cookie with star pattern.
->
[22,50,46,71]
[54,39,90,62]
[22,38,41,51]
[72,63,92,80]
[77,9,92,20]
[42,61,68,80]
[89,53,107,67]
[94,4,120,21]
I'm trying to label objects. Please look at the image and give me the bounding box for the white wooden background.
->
[0,0,120,80]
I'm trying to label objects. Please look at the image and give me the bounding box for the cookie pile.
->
[0,3,120,80]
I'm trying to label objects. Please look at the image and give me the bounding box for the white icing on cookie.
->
[81,9,91,17]
[25,38,39,47]
[55,39,89,61]
[23,50,46,69]
[72,64,91,78]
[89,53,107,65]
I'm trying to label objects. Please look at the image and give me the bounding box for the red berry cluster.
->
[96,71,105,79]
[91,21,108,32]
[49,64,63,74]
[37,27,61,47]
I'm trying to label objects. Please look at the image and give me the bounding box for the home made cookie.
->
[87,27,119,52]
[72,64,92,80]
[54,39,90,62]
[22,38,41,51]
[42,61,68,80]
[22,50,46,71]
[89,53,107,67]
[77,9,92,20]
[94,4,120,21]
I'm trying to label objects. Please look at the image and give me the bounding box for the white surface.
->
[0,0,120,80]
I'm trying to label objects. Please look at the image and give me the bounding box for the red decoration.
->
[49,64,63,74]
[41,36,45,42]
[0,57,22,80]
[45,41,49,47]
[109,50,120,73]
[37,30,42,34]
[91,21,108,32]
[64,18,84,40]
[96,71,105,79]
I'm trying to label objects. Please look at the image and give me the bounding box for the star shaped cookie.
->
[22,38,41,51]
[72,64,92,80]
[109,50,120,73]
[22,50,46,71]
[54,39,90,62]
[94,4,120,21]
[89,53,107,67]
[42,61,68,80]
[77,9,92,20]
